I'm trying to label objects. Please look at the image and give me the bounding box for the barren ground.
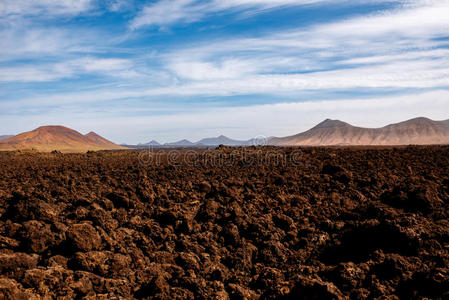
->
[1,146,449,299]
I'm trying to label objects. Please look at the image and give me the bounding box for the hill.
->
[141,140,161,146]
[140,136,269,147]
[269,117,449,146]
[164,139,196,147]
[0,126,124,152]
[85,131,120,147]
[196,135,251,146]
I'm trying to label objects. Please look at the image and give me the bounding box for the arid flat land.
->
[1,146,449,299]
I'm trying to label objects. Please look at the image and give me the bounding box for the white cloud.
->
[0,57,134,82]
[174,1,449,55]
[1,90,448,144]
[146,0,449,96]
[141,58,449,96]
[2,0,449,144]
[130,0,341,29]
[0,27,71,59]
[168,58,259,80]
[0,66,66,82]
[75,57,131,72]
[313,0,449,39]
[338,49,449,65]
[107,0,131,12]
[0,0,94,17]
[131,0,197,29]
[0,22,109,63]
[136,90,449,142]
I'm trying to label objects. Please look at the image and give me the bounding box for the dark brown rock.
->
[0,147,447,299]
[67,223,102,252]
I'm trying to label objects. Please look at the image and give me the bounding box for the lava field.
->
[1,146,449,299]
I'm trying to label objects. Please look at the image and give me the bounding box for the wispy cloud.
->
[0,27,87,60]
[1,0,449,143]
[130,0,337,29]
[146,0,449,95]
[0,57,134,82]
[168,58,260,80]
[0,0,94,17]
[106,0,132,12]
[2,90,448,143]
[141,61,449,96]
[123,90,449,142]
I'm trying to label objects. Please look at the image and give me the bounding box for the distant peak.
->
[33,125,78,134]
[36,125,71,130]
[403,117,433,123]
[387,117,438,128]
[313,119,350,129]
[145,140,161,145]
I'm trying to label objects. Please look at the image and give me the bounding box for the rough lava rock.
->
[0,146,448,298]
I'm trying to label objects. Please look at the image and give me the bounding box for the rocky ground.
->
[0,146,449,299]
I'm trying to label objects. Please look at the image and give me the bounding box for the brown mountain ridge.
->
[269,117,449,146]
[0,126,124,152]
[1,117,448,151]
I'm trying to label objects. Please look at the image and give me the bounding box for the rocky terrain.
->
[1,146,449,299]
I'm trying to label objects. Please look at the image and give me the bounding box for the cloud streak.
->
[130,0,340,29]
[146,0,449,96]
[2,90,449,144]
[0,0,94,18]
[0,57,134,82]
[1,0,449,143]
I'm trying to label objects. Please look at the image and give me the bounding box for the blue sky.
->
[1,0,449,143]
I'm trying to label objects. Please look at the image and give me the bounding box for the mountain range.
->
[0,126,124,152]
[1,117,448,152]
[164,139,197,147]
[139,117,449,147]
[269,117,449,146]
[137,136,259,147]
[139,140,162,146]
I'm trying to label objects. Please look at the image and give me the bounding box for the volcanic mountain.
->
[196,135,252,146]
[0,126,124,152]
[141,140,161,146]
[164,139,196,147]
[162,136,259,147]
[269,117,449,146]
[84,131,120,148]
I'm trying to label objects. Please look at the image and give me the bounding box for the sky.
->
[1,0,449,144]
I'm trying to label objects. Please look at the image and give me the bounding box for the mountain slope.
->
[85,131,120,147]
[269,117,449,146]
[141,140,161,146]
[196,135,251,146]
[164,139,196,147]
[0,126,124,152]
[0,135,13,140]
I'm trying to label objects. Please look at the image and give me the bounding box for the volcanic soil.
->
[1,146,449,299]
